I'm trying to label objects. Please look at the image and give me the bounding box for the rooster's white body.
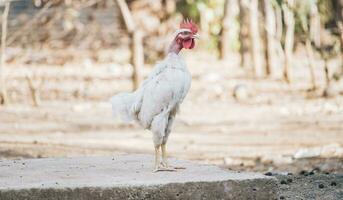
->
[110,19,197,172]
[110,52,191,153]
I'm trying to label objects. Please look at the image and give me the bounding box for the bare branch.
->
[25,74,42,107]
[0,1,10,105]
[116,0,135,33]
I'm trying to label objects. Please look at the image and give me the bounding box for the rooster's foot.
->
[153,166,177,173]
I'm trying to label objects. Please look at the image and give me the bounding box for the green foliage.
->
[176,0,201,21]
[274,0,283,7]
[176,0,337,52]
[176,0,210,22]
[317,0,334,26]
[176,0,226,51]
[294,0,315,34]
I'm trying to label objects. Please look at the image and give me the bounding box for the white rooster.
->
[110,19,198,172]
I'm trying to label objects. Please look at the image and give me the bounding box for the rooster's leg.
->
[160,144,186,170]
[161,144,169,167]
[153,145,176,172]
[161,144,168,167]
[153,145,161,172]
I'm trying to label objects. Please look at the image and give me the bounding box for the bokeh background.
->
[0,0,342,173]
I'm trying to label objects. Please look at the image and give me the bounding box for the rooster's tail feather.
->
[110,91,141,122]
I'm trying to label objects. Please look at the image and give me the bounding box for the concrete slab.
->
[0,154,279,200]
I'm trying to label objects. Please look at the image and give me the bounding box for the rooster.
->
[110,19,198,172]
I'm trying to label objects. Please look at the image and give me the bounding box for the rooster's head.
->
[174,19,199,50]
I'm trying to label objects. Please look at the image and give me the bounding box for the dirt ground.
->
[0,54,343,162]
[0,99,342,172]
[274,172,343,200]
[1,52,343,173]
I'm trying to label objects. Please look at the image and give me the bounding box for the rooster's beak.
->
[192,33,200,39]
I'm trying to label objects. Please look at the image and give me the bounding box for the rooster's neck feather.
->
[167,39,183,54]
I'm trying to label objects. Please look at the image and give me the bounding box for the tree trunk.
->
[305,39,317,90]
[220,0,230,60]
[116,0,143,90]
[274,4,285,79]
[238,0,251,69]
[332,0,343,72]
[275,5,283,44]
[309,1,321,47]
[0,2,10,105]
[262,0,277,76]
[220,0,238,60]
[304,2,320,91]
[282,0,295,83]
[249,0,264,77]
[324,58,330,87]
[131,30,143,90]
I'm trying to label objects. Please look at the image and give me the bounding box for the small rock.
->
[201,73,221,83]
[233,84,250,102]
[330,181,337,186]
[264,172,273,176]
[299,170,308,175]
[294,148,320,159]
[311,167,320,173]
[318,183,324,189]
[280,180,287,185]
[72,103,92,112]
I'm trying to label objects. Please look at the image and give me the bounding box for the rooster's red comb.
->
[180,18,198,34]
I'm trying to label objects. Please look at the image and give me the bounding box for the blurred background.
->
[0,0,342,173]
